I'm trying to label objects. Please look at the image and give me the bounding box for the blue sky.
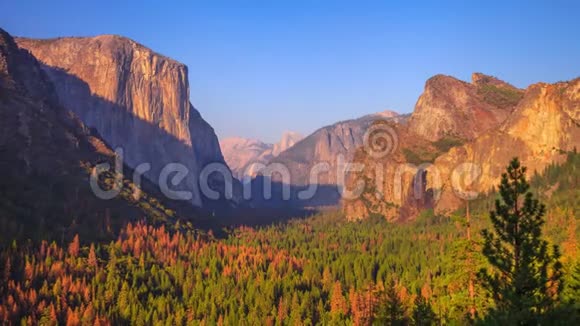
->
[2,1,579,143]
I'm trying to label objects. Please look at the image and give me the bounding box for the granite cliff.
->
[16,35,232,207]
[343,74,579,221]
[407,73,523,141]
[433,78,580,213]
[0,28,210,241]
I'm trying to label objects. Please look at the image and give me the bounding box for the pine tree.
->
[478,158,563,323]
[277,297,287,324]
[565,261,580,307]
[3,257,10,282]
[411,291,436,326]
[376,280,407,325]
[39,306,58,326]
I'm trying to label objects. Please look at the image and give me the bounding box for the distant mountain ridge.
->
[3,25,577,227]
[252,110,407,207]
[220,131,303,179]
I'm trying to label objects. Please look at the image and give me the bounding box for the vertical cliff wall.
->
[17,35,230,207]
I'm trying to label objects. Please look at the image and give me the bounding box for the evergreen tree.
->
[564,261,580,308]
[478,158,563,323]
[411,291,436,326]
[375,280,408,325]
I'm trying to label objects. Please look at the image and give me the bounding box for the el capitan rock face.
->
[0,28,208,240]
[407,73,523,141]
[16,35,232,207]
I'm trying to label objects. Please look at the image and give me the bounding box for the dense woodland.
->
[0,152,578,325]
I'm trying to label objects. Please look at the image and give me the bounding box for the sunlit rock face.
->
[269,110,404,186]
[407,73,523,141]
[220,137,274,180]
[1,28,194,237]
[220,131,303,180]
[343,75,579,221]
[433,78,580,214]
[17,35,233,207]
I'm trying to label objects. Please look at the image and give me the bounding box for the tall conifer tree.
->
[478,158,563,323]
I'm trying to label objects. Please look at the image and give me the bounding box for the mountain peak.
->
[16,34,182,69]
[408,73,523,141]
[471,72,520,90]
[220,131,303,179]
[372,110,399,118]
[274,131,303,156]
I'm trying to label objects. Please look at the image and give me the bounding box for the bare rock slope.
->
[433,78,580,213]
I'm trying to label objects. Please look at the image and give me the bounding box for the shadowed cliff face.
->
[16,35,232,207]
[0,28,220,241]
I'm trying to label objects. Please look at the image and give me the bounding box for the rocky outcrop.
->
[407,73,523,141]
[433,78,580,213]
[16,35,233,207]
[272,110,403,184]
[0,31,55,102]
[342,122,441,221]
[220,131,303,180]
[343,75,580,221]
